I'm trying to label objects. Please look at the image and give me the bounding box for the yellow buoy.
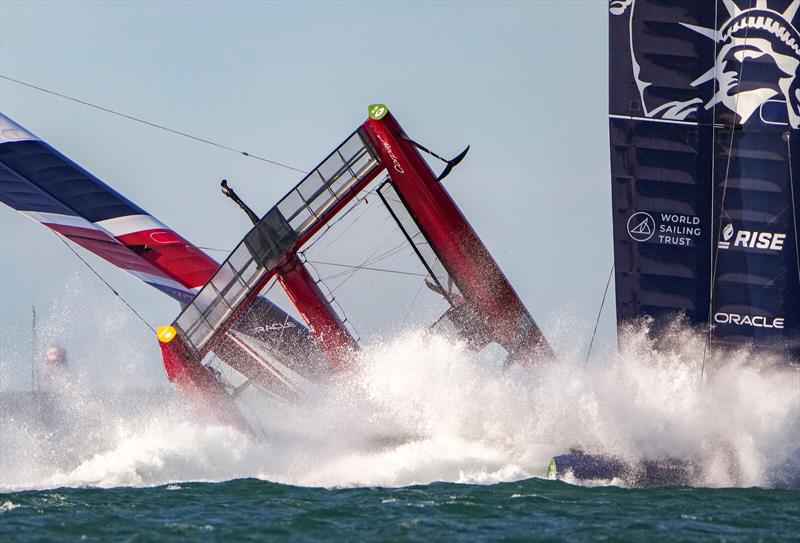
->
[156,325,177,343]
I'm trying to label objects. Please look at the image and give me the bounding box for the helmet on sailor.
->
[45,345,68,367]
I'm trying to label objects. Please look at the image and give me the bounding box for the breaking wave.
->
[1,315,798,492]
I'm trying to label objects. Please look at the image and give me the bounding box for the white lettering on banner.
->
[713,312,785,329]
[718,224,786,252]
[252,322,297,333]
[626,211,704,246]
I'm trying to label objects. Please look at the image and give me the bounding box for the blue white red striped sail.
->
[0,113,217,302]
[0,112,321,389]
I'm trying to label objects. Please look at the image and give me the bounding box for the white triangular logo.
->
[630,218,652,235]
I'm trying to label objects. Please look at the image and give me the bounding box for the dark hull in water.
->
[548,452,697,487]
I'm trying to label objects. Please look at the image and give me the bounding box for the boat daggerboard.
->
[609,0,800,359]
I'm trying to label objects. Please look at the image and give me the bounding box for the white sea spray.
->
[1,278,797,491]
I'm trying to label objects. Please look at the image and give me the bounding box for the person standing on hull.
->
[40,344,70,391]
[36,344,75,431]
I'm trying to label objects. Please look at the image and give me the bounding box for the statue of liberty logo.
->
[612,0,800,128]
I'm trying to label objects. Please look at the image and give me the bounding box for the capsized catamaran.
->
[0,105,553,430]
[154,104,554,422]
[550,0,800,484]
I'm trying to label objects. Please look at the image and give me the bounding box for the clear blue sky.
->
[0,1,613,389]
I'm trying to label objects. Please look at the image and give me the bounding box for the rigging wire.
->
[197,246,232,254]
[703,0,722,383]
[300,181,386,254]
[308,193,435,294]
[303,228,422,342]
[309,234,421,284]
[300,255,361,342]
[326,233,407,294]
[787,132,800,285]
[300,201,409,295]
[701,0,753,381]
[585,263,614,364]
[31,305,37,393]
[52,231,156,333]
[400,280,427,329]
[306,260,430,278]
[0,74,307,174]
[304,191,376,255]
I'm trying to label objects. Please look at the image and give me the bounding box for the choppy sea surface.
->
[2,479,798,542]
[1,297,799,541]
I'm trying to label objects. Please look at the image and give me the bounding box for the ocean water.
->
[1,312,799,541]
[2,479,798,542]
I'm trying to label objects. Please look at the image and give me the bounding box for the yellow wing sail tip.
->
[157,325,177,343]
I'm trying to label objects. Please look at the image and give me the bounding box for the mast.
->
[31,304,37,393]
